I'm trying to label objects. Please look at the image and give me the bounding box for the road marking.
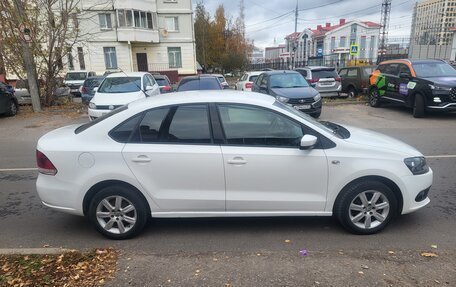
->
[0,168,38,172]
[425,155,456,159]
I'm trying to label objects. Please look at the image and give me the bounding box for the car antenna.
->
[116,67,150,98]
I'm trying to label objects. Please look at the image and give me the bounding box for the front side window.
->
[99,13,112,29]
[168,47,182,68]
[103,47,117,69]
[218,104,304,147]
[98,77,141,93]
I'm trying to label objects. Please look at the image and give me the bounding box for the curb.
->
[0,248,71,255]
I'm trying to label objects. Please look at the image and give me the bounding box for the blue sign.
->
[317,48,323,57]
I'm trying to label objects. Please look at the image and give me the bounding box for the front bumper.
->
[427,102,456,110]
[288,99,322,114]
[399,168,433,215]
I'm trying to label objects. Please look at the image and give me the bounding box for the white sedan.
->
[36,91,432,239]
[88,72,160,120]
[235,71,263,91]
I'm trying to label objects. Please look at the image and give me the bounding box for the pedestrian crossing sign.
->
[350,44,359,56]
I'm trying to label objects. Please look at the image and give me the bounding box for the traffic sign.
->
[350,44,359,56]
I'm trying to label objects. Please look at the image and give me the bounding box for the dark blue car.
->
[80,76,104,103]
[252,70,322,118]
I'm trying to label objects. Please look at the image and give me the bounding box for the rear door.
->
[122,104,226,212]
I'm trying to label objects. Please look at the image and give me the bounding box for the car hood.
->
[422,77,456,87]
[343,125,422,157]
[271,87,318,99]
[91,91,145,106]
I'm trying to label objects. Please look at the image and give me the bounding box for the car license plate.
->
[294,104,311,110]
[70,89,79,92]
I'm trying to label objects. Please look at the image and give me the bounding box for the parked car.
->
[79,76,104,103]
[201,74,229,89]
[152,74,173,94]
[235,71,262,91]
[368,59,456,118]
[64,71,97,96]
[88,72,160,120]
[0,81,15,94]
[13,79,31,105]
[177,76,223,92]
[252,70,322,118]
[338,66,375,97]
[295,67,342,97]
[36,91,433,239]
[0,82,18,116]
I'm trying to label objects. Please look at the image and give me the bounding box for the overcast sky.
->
[193,0,415,49]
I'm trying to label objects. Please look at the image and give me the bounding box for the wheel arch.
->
[332,175,403,214]
[82,180,151,216]
[407,90,428,108]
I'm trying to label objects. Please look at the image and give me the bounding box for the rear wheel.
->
[334,181,398,235]
[7,100,18,116]
[88,185,149,240]
[368,87,381,107]
[347,86,357,98]
[413,93,425,118]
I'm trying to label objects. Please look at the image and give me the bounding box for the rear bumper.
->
[320,91,341,97]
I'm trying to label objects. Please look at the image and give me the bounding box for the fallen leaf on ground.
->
[358,271,364,275]
[388,251,395,254]
[284,240,291,243]
[431,245,438,249]
[420,252,438,257]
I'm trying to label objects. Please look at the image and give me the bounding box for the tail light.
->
[162,85,172,92]
[335,77,341,82]
[36,150,57,176]
[245,82,253,89]
[79,86,87,94]
[309,78,319,83]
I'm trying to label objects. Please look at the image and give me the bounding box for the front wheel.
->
[88,186,149,240]
[368,87,381,107]
[7,100,18,116]
[413,93,425,118]
[334,181,398,235]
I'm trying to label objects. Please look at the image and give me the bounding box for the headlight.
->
[89,102,96,109]
[313,93,321,102]
[429,84,451,91]
[276,96,289,103]
[404,157,429,175]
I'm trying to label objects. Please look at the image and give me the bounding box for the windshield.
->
[98,77,141,93]
[65,72,87,81]
[412,62,456,78]
[178,78,221,91]
[270,73,309,88]
[156,79,169,86]
[273,101,336,136]
[84,78,103,88]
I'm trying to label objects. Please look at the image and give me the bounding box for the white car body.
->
[88,72,160,120]
[235,71,263,92]
[64,71,96,94]
[36,91,432,237]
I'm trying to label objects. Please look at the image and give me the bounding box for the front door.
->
[217,104,328,212]
[122,104,225,212]
[136,53,148,72]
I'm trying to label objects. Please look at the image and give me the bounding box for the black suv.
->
[368,59,456,117]
[252,70,322,118]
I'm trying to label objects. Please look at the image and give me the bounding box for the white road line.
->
[425,155,456,159]
[0,168,38,172]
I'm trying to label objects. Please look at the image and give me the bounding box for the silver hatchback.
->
[295,67,342,97]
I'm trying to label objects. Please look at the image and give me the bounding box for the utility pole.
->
[12,0,41,112]
[295,0,298,33]
[378,0,392,63]
[292,0,298,69]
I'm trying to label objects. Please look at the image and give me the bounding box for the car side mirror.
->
[145,85,154,91]
[399,72,411,79]
[300,134,318,150]
[93,87,98,92]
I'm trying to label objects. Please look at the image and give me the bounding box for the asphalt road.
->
[1,103,455,286]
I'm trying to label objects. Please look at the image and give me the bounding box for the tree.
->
[194,2,211,69]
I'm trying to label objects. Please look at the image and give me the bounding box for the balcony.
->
[117,28,159,43]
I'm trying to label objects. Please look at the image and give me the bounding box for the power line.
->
[246,10,294,28]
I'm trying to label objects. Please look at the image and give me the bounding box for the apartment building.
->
[68,0,196,75]
[284,19,380,64]
[410,0,456,46]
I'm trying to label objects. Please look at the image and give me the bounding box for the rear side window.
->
[109,114,142,142]
[362,67,374,76]
[312,69,338,79]
[347,69,358,77]
[165,105,211,144]
[338,69,347,77]
[133,108,170,143]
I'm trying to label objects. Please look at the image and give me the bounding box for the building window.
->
[77,47,85,70]
[103,47,117,69]
[165,17,179,31]
[117,9,155,29]
[339,36,346,47]
[168,47,182,68]
[99,13,112,29]
[67,47,74,70]
[147,12,153,29]
[134,11,140,27]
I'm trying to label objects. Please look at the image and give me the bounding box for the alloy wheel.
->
[96,196,137,234]
[349,190,390,230]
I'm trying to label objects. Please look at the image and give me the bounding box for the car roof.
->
[200,74,224,77]
[259,70,301,75]
[129,90,275,110]
[245,71,263,76]
[304,66,336,70]
[105,72,149,78]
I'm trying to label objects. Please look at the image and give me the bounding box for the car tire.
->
[88,185,149,240]
[368,87,381,107]
[311,110,321,118]
[7,100,18,116]
[347,86,357,98]
[334,181,398,235]
[413,93,425,118]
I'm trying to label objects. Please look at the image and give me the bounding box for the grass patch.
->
[0,248,117,286]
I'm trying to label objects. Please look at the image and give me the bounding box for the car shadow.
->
[380,103,456,119]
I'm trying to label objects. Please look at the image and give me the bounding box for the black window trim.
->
[213,102,335,149]
[109,103,216,145]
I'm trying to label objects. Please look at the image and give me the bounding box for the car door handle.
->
[132,156,151,163]
[227,157,247,165]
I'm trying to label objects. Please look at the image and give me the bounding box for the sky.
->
[193,0,416,49]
